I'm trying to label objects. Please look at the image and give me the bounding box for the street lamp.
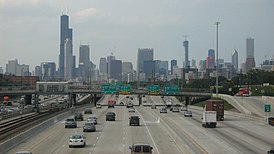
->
[215,21,220,96]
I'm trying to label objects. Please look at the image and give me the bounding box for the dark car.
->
[83,122,96,132]
[268,147,274,154]
[129,143,153,154]
[74,112,84,121]
[160,108,167,113]
[106,112,116,121]
[65,118,77,128]
[129,116,140,126]
[84,108,92,114]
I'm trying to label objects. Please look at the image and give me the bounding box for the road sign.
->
[264,104,271,112]
[101,84,116,94]
[119,84,131,94]
[164,85,179,95]
[148,85,159,94]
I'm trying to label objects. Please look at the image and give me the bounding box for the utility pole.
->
[215,22,220,96]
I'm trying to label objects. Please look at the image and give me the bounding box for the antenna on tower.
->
[183,35,188,41]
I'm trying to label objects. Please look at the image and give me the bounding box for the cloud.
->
[0,0,42,7]
[73,8,97,20]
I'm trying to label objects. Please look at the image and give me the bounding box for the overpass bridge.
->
[0,85,212,108]
[0,86,212,97]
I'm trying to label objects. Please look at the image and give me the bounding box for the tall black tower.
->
[59,14,72,80]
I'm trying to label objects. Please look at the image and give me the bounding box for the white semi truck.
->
[202,111,217,128]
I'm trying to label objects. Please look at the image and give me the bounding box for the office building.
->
[206,49,215,69]
[143,60,155,81]
[232,49,238,72]
[41,62,56,81]
[6,59,18,75]
[122,62,133,82]
[59,14,73,79]
[245,37,255,72]
[109,60,122,81]
[171,59,177,75]
[64,38,73,80]
[137,48,154,79]
[183,40,190,67]
[0,67,3,74]
[99,57,108,75]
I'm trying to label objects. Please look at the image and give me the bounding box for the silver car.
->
[69,134,86,148]
[87,116,97,124]
[65,118,77,128]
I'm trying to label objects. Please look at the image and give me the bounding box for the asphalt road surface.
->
[7,95,274,154]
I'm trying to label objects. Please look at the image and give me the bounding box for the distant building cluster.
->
[2,14,274,84]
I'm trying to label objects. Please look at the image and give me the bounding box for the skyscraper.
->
[99,57,107,75]
[143,60,155,81]
[41,62,56,81]
[206,49,215,69]
[79,45,91,80]
[171,59,177,75]
[183,41,190,67]
[137,48,154,79]
[122,62,133,82]
[109,60,122,81]
[245,37,255,72]
[232,49,238,72]
[64,38,73,80]
[59,14,73,80]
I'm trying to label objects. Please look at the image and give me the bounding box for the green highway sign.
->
[264,104,271,112]
[148,85,160,94]
[101,84,116,94]
[119,84,131,94]
[164,85,179,95]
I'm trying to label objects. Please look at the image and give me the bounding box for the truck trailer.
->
[202,111,217,128]
[206,99,224,121]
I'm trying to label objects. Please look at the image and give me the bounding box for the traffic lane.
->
[151,96,166,106]
[147,107,213,154]
[234,96,264,117]
[124,106,156,154]
[6,115,100,154]
[6,104,108,154]
[249,96,274,117]
[91,106,127,154]
[190,107,266,153]
[136,107,184,154]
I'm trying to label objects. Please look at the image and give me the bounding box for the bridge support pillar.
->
[72,94,77,105]
[185,97,190,106]
[93,94,97,106]
[25,95,32,105]
[138,95,141,106]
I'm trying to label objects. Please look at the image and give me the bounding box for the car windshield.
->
[85,123,94,126]
[71,135,82,139]
[143,146,151,152]
[134,146,141,152]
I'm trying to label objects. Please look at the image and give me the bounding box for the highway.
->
[6,95,274,154]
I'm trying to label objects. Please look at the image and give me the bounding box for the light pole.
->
[215,21,220,96]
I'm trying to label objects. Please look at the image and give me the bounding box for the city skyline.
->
[0,0,274,71]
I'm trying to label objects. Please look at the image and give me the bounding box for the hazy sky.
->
[0,0,273,71]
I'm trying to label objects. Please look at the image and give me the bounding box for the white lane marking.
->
[62,144,65,147]
[136,109,160,154]
[97,137,99,140]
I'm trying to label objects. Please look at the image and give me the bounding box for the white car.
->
[96,104,102,109]
[69,134,86,148]
[87,116,97,124]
